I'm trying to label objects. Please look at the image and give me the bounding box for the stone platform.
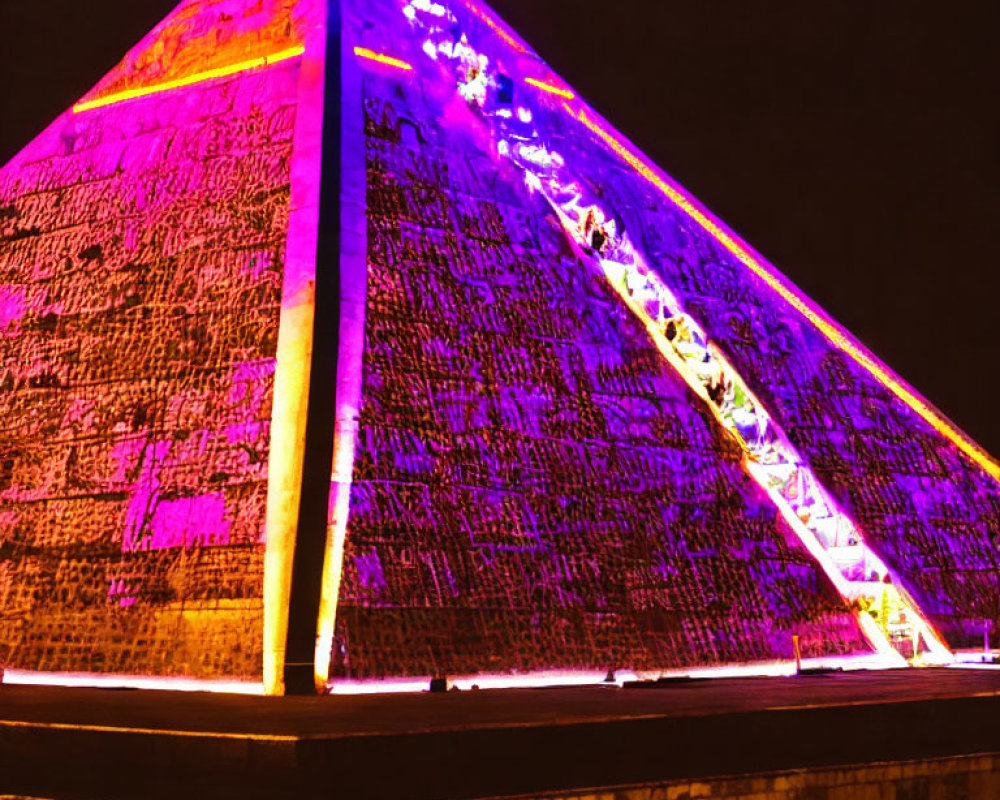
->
[2,668,1000,799]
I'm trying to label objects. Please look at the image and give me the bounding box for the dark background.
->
[1,0,997,458]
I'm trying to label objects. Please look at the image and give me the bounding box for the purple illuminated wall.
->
[544,99,1000,649]
[0,0,304,679]
[568,113,1000,651]
[329,0,871,680]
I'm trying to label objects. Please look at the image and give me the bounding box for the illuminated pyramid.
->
[1,0,998,696]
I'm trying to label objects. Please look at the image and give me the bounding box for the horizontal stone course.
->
[490,754,1000,800]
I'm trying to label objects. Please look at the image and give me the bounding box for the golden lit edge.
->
[262,1,329,696]
[312,17,371,693]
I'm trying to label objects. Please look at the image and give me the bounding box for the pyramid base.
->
[3,668,1000,799]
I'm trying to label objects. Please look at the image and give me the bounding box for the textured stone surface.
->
[79,0,301,108]
[0,1,303,678]
[330,1,868,679]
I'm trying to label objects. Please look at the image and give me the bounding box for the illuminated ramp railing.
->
[393,0,953,665]
[543,199,949,665]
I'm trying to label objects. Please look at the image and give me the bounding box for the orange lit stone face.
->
[0,6,303,679]
[78,0,302,111]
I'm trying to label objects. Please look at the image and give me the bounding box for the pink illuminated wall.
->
[325,0,874,682]
[0,0,311,679]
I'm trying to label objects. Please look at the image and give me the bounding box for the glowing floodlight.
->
[353,47,414,71]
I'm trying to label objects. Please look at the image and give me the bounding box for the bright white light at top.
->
[517,107,532,123]
[413,0,448,16]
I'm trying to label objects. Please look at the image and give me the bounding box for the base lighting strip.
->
[0,718,296,742]
[73,45,306,113]
[461,0,527,53]
[2,669,266,695]
[326,653,902,695]
[570,106,1000,482]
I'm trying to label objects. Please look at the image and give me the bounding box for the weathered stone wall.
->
[524,19,1000,649]
[0,1,304,679]
[599,137,1000,649]
[330,6,869,679]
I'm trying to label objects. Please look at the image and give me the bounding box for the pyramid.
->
[1,0,997,696]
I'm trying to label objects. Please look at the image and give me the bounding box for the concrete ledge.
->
[3,670,1000,799]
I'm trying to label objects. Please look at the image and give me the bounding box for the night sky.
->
[1,1,997,458]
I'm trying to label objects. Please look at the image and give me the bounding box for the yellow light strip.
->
[0,718,296,742]
[262,9,328,694]
[72,45,306,113]
[263,298,314,696]
[525,77,575,99]
[462,0,527,54]
[571,106,1000,482]
[3,669,265,695]
[353,47,413,71]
